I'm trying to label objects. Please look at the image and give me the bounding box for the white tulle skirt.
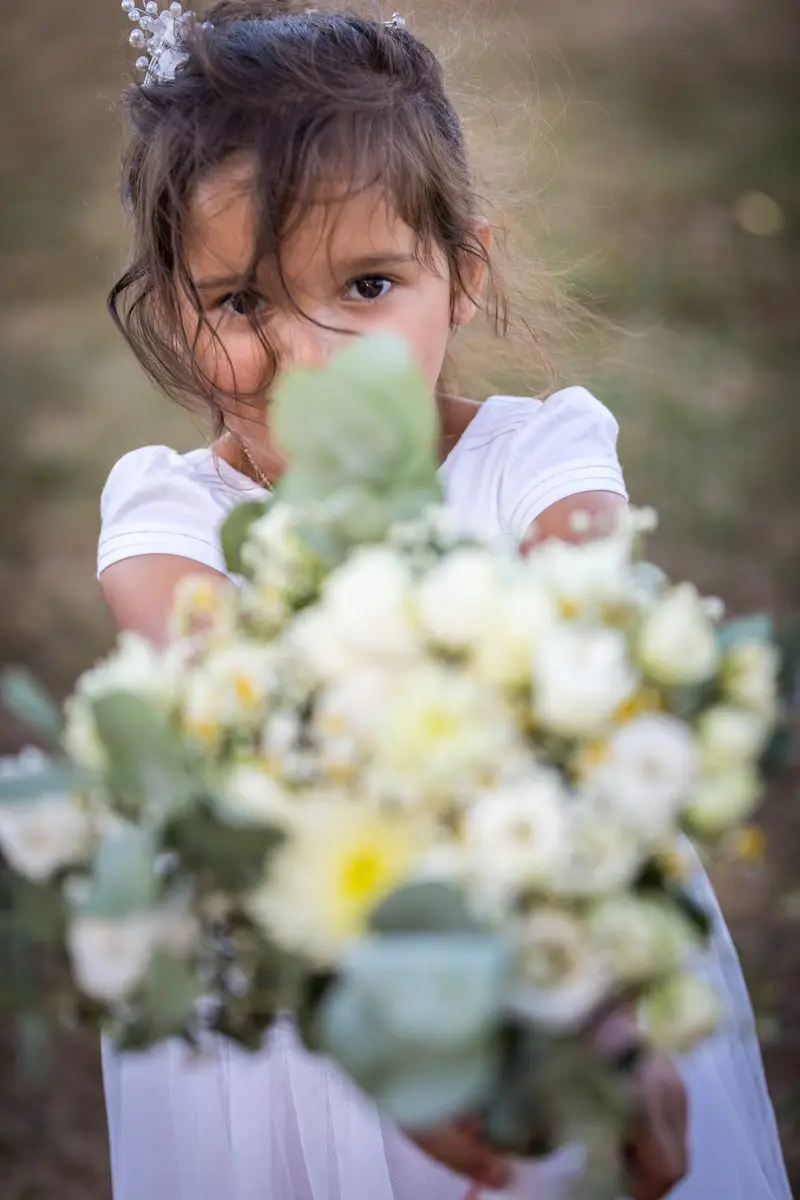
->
[102,869,792,1200]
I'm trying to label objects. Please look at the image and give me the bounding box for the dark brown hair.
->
[109,1,555,431]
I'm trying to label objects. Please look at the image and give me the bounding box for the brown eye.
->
[346,277,393,302]
[220,291,268,318]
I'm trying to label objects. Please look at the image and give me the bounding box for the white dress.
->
[97,388,791,1200]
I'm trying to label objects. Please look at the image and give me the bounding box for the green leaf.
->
[92,692,200,820]
[273,334,442,511]
[167,801,284,892]
[10,876,65,945]
[481,1018,557,1157]
[717,613,774,651]
[370,881,482,936]
[375,1038,497,1130]
[323,934,509,1053]
[220,499,271,578]
[145,950,201,1040]
[0,762,78,804]
[0,669,63,744]
[81,830,158,918]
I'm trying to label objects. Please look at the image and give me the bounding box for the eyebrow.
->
[191,253,418,293]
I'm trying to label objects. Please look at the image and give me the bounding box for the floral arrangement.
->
[0,336,789,1197]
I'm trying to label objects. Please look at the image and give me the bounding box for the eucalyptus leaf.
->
[315,975,388,1088]
[717,613,774,651]
[338,934,509,1049]
[273,334,441,509]
[11,876,65,946]
[221,499,271,578]
[0,762,78,804]
[145,950,201,1040]
[370,881,482,936]
[374,1038,498,1130]
[92,692,200,819]
[1,668,63,744]
[80,830,158,918]
[166,802,284,892]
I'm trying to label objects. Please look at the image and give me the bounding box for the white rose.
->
[697,705,771,771]
[639,974,723,1054]
[417,550,505,652]
[472,579,556,689]
[76,632,177,703]
[464,771,568,896]
[590,895,701,986]
[65,633,179,768]
[322,547,419,659]
[637,583,720,686]
[368,663,519,809]
[551,801,645,898]
[532,626,638,737]
[683,766,761,837]
[216,764,294,827]
[181,643,279,743]
[528,532,632,614]
[723,641,779,716]
[68,913,155,1003]
[586,715,698,843]
[288,607,357,682]
[511,909,610,1031]
[0,794,94,882]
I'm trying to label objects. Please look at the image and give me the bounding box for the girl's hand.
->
[594,1008,689,1200]
[624,1052,688,1200]
[408,1115,512,1191]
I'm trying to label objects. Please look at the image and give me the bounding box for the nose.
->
[275,312,355,373]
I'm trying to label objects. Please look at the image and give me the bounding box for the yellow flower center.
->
[340,847,389,904]
[614,688,661,725]
[734,825,766,864]
[234,675,260,708]
[558,598,581,621]
[422,707,460,741]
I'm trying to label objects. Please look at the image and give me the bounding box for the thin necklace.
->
[237,439,274,491]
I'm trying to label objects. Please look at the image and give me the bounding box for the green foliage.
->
[0,667,63,744]
[0,761,79,804]
[166,801,284,893]
[271,335,443,564]
[221,499,271,578]
[315,933,509,1128]
[144,950,202,1041]
[369,881,482,936]
[80,830,158,919]
[92,692,201,820]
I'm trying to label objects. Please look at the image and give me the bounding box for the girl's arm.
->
[521,490,627,550]
[100,555,230,645]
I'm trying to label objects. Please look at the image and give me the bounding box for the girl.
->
[98,4,790,1197]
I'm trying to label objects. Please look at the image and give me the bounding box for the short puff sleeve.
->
[97,446,229,578]
[497,386,628,538]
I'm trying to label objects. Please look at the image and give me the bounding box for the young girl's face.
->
[181,157,487,446]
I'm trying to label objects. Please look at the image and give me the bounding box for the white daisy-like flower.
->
[0,792,94,882]
[585,714,698,844]
[510,908,610,1031]
[532,626,638,737]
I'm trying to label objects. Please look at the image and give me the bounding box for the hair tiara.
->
[122,2,407,86]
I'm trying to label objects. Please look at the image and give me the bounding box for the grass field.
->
[1,0,798,1195]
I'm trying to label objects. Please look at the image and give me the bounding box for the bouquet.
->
[0,336,791,1197]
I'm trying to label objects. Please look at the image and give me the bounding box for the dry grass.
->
[0,0,798,1194]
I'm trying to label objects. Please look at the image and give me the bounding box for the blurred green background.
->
[1,0,798,1195]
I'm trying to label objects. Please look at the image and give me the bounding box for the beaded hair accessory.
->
[122,0,210,85]
[123,3,407,86]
